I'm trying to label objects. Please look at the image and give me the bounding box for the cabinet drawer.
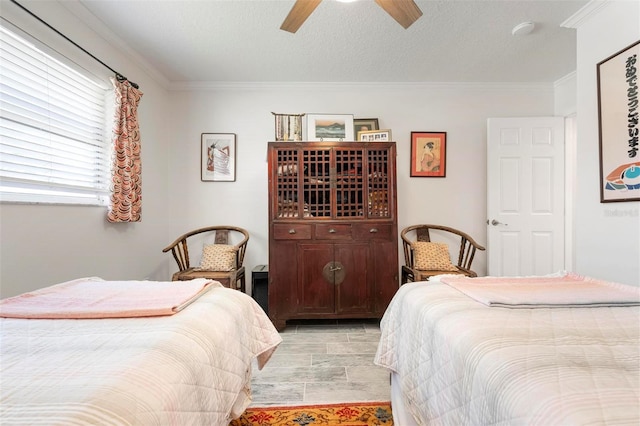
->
[273,223,312,240]
[315,224,352,239]
[352,223,394,240]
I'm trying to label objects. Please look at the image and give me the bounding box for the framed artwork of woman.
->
[410,132,446,177]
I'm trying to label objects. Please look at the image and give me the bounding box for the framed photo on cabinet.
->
[410,131,446,177]
[358,129,392,142]
[354,118,379,138]
[306,114,354,141]
[201,133,236,182]
[597,40,640,202]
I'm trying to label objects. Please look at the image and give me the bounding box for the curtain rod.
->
[9,0,139,89]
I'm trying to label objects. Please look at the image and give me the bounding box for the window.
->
[0,24,110,205]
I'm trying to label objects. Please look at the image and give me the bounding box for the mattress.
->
[0,281,282,425]
[374,277,640,425]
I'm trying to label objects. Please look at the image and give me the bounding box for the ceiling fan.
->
[280,0,423,33]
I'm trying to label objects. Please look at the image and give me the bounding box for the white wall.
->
[554,73,578,272]
[167,83,555,291]
[0,1,174,297]
[555,72,578,116]
[569,0,640,286]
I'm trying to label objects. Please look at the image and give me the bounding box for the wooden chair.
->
[162,226,249,291]
[401,224,485,284]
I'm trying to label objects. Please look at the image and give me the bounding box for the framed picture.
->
[201,133,236,182]
[597,40,640,202]
[306,114,354,141]
[410,132,446,177]
[354,118,379,138]
[358,129,392,142]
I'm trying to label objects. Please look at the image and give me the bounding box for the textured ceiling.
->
[63,0,588,85]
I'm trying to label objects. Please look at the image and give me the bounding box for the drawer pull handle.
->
[288,229,296,234]
[370,228,378,233]
[328,228,336,233]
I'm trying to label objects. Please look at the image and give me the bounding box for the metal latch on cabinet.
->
[322,261,345,285]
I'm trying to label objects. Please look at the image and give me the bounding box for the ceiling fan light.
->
[336,0,358,3]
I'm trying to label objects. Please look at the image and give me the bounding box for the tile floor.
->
[249,319,391,406]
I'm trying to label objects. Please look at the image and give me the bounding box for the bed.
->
[0,277,282,425]
[374,273,640,425]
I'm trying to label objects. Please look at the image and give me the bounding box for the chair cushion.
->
[411,242,458,271]
[197,244,237,271]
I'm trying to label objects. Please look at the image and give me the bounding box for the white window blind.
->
[0,24,110,205]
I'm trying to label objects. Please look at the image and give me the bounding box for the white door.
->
[487,117,565,276]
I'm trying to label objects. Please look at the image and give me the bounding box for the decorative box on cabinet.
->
[267,141,399,331]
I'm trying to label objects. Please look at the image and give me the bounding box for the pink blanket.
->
[0,277,221,319]
[438,273,640,308]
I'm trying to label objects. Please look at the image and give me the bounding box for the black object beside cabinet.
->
[252,265,268,315]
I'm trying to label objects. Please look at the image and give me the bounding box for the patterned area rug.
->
[229,401,393,425]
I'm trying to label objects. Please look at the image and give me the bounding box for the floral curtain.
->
[107,78,143,222]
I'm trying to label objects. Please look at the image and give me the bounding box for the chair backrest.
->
[401,224,485,273]
[162,226,249,271]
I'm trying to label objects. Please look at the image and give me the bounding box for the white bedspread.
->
[0,284,282,425]
[375,280,640,425]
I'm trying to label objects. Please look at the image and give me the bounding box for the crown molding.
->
[554,71,577,88]
[168,80,554,92]
[561,0,611,29]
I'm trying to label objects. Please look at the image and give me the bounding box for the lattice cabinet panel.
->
[270,143,394,221]
[274,148,300,218]
[303,149,332,218]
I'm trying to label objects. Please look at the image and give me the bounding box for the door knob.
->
[489,219,507,226]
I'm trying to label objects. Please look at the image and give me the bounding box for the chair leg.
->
[239,275,246,293]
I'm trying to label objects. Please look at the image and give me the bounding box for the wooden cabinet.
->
[267,141,399,330]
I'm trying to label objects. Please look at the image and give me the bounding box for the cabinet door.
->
[298,244,335,314]
[335,243,372,315]
[298,242,373,316]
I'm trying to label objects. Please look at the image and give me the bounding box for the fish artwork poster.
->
[597,40,640,202]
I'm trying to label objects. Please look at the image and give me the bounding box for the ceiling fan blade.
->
[281,0,323,33]
[374,0,423,29]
